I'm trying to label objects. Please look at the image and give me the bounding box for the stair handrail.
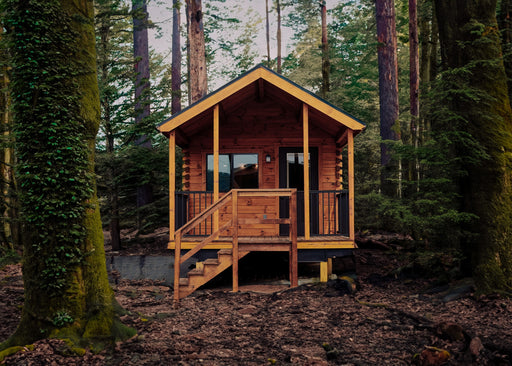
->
[174,191,233,303]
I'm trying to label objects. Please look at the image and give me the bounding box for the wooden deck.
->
[168,235,355,250]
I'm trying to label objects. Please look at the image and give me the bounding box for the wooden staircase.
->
[177,249,250,299]
[173,189,298,305]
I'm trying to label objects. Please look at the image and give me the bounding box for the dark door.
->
[279,147,319,236]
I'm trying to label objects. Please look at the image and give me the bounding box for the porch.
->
[172,189,353,250]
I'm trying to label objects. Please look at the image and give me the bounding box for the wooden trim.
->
[348,129,355,240]
[169,131,176,241]
[168,241,356,250]
[213,104,220,232]
[303,103,310,240]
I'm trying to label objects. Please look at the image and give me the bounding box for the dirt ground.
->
[1,248,511,365]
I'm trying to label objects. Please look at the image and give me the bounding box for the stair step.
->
[204,258,219,265]
[179,278,189,286]
[188,268,204,276]
[218,249,232,256]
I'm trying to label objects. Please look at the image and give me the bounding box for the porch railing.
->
[175,189,349,237]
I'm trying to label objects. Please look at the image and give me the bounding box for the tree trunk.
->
[1,0,135,351]
[409,0,420,189]
[498,0,512,108]
[133,0,153,221]
[418,0,433,144]
[172,0,182,115]
[276,0,282,74]
[320,1,330,99]
[435,0,512,294]
[375,0,400,196]
[186,0,208,103]
[266,0,271,66]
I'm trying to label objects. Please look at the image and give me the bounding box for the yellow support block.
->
[320,261,328,283]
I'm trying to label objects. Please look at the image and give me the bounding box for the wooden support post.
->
[327,257,333,277]
[302,103,310,240]
[320,261,328,283]
[213,104,220,233]
[289,189,298,287]
[232,190,239,293]
[173,232,181,305]
[169,131,176,242]
[348,129,355,240]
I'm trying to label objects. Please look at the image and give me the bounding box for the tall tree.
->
[409,0,420,187]
[418,0,436,139]
[375,0,400,196]
[434,0,512,293]
[320,0,330,98]
[186,0,207,103]
[172,0,182,114]
[132,0,153,215]
[266,0,271,66]
[1,0,134,351]
[276,0,282,73]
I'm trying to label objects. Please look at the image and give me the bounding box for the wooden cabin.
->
[157,65,365,302]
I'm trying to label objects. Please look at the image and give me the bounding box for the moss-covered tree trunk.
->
[435,0,512,294]
[1,0,135,354]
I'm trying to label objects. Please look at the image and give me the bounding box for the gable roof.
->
[158,64,366,141]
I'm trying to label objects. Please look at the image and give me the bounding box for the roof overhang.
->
[158,65,366,145]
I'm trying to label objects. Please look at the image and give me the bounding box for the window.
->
[207,154,259,191]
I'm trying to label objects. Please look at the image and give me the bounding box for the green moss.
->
[0,346,25,362]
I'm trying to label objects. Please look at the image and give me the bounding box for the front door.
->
[279,147,318,236]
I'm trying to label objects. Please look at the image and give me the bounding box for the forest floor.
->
[1,235,512,365]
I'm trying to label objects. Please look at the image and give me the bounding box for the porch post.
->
[213,104,220,232]
[302,103,310,240]
[169,130,176,241]
[348,129,355,240]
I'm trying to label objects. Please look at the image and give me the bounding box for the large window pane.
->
[207,153,258,191]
